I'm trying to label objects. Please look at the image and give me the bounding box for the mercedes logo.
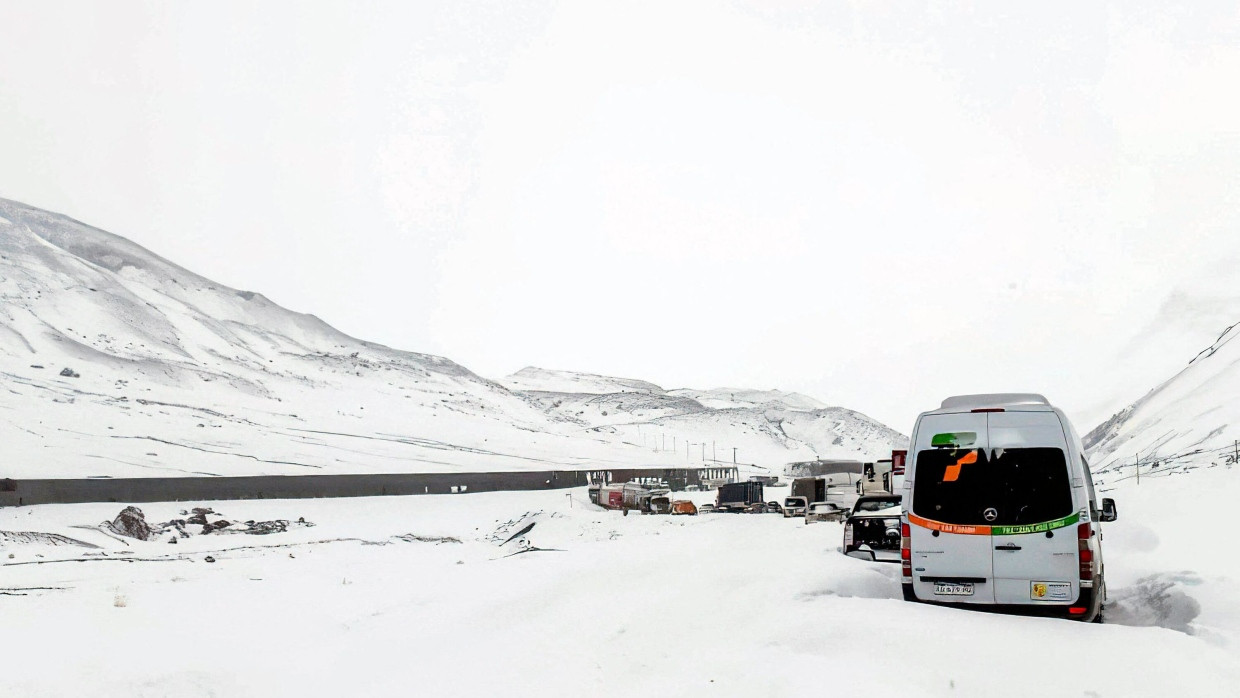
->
[983,507,998,522]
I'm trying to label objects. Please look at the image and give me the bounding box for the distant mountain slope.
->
[668,387,829,412]
[1085,320,1240,479]
[502,366,663,395]
[505,369,907,465]
[0,197,906,478]
[1072,261,1240,430]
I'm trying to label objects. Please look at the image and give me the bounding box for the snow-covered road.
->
[2,471,1238,697]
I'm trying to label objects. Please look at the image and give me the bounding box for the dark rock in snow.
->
[186,508,214,526]
[106,506,151,541]
[202,519,232,534]
[204,555,216,563]
[58,367,80,378]
[245,520,289,535]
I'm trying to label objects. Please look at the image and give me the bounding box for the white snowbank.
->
[2,467,1239,696]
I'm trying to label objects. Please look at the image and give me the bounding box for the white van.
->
[900,394,1116,621]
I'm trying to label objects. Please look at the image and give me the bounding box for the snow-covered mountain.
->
[501,366,662,395]
[1085,319,1240,480]
[667,387,828,412]
[0,197,905,478]
[503,368,906,468]
[1071,259,1240,431]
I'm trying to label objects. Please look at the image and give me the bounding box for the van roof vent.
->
[939,393,1051,410]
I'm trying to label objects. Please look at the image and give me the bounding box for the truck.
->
[716,481,764,509]
[595,484,625,510]
[884,449,908,495]
[791,477,827,504]
[857,460,894,496]
[792,476,859,512]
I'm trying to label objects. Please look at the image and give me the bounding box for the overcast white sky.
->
[2,1,1239,431]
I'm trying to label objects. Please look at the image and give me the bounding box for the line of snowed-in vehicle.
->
[590,393,1118,622]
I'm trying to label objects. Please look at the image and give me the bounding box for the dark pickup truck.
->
[842,494,903,562]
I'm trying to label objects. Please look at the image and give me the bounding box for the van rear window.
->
[912,447,1073,526]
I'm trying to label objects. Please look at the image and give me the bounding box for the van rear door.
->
[909,412,994,603]
[987,411,1080,605]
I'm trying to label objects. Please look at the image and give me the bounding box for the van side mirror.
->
[1100,498,1117,522]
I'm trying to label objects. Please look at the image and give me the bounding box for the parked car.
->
[843,495,903,562]
[671,500,698,516]
[804,502,847,524]
[647,495,672,514]
[783,496,808,518]
[901,393,1116,622]
[765,501,783,514]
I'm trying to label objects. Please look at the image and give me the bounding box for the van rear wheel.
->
[1090,578,1107,624]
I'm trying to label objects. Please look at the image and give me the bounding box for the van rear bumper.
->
[903,581,1099,619]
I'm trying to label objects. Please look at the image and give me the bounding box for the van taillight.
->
[901,523,912,577]
[1077,522,1093,581]
[844,523,854,546]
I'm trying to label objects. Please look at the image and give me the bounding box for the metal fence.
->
[0,465,745,507]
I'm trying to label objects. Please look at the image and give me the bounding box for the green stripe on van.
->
[991,512,1080,536]
[931,432,977,448]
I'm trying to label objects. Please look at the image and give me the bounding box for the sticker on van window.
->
[941,450,978,482]
[931,432,976,448]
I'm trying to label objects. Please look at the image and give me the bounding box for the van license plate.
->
[934,582,974,596]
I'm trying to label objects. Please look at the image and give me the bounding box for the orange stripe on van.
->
[941,450,978,482]
[907,513,991,535]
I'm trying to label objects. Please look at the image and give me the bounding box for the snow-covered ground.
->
[3,468,1238,697]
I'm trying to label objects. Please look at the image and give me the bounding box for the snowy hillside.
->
[506,368,906,466]
[667,387,828,411]
[502,366,662,395]
[0,198,904,478]
[1072,261,1240,430]
[1085,320,1240,480]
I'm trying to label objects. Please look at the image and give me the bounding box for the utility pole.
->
[1234,440,1239,467]
[673,436,677,451]
[712,441,716,462]
[1136,452,1140,485]
[662,433,665,451]
[701,442,706,461]
[732,447,738,464]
